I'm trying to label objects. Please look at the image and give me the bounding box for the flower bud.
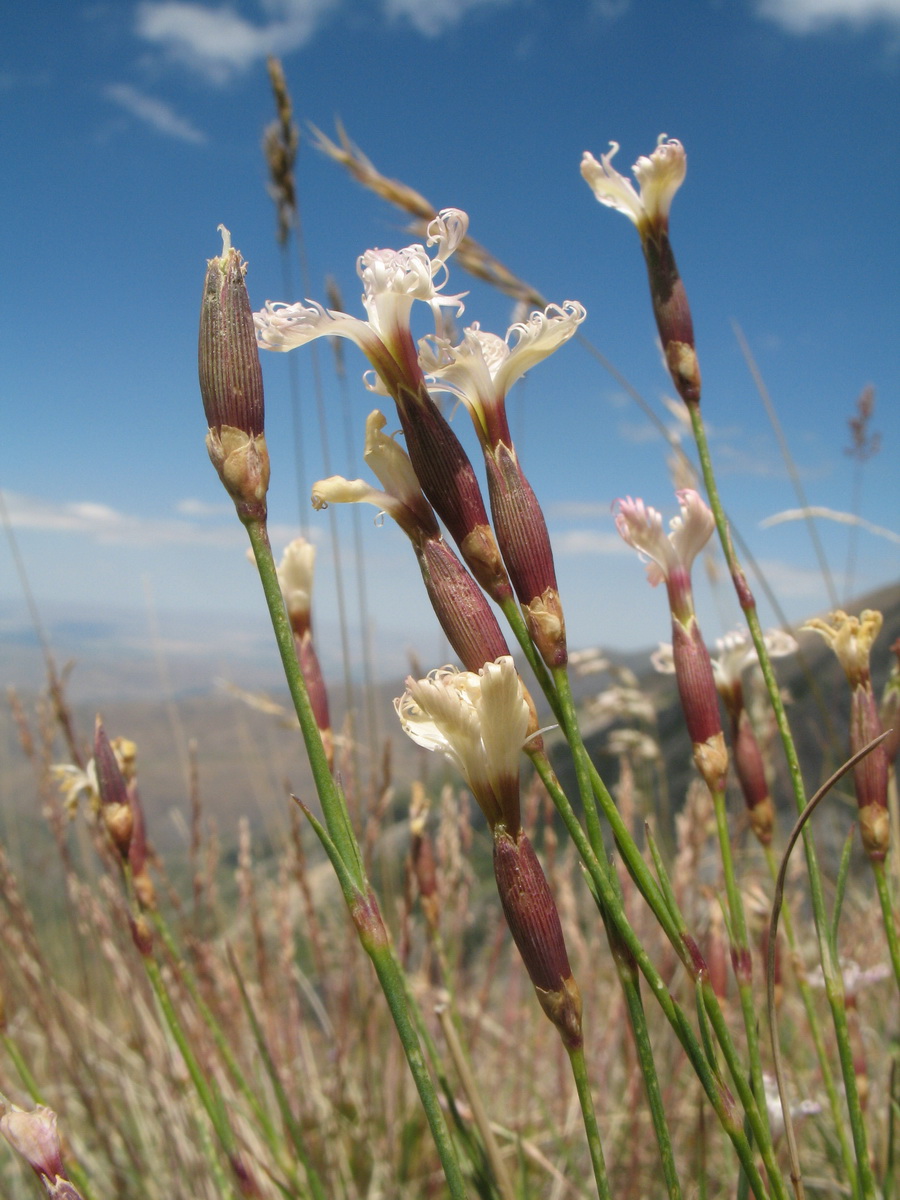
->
[492,828,582,1050]
[0,1105,70,1191]
[417,537,510,672]
[199,227,269,523]
[672,618,728,792]
[804,610,889,860]
[731,709,775,845]
[93,719,133,860]
[852,685,890,860]
[484,443,566,667]
[395,382,512,603]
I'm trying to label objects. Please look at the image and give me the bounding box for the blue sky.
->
[2,0,899,695]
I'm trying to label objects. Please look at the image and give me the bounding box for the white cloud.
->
[554,529,632,557]
[757,0,900,32]
[4,490,246,547]
[750,557,842,599]
[135,0,339,81]
[382,0,515,37]
[104,83,206,143]
[176,496,234,516]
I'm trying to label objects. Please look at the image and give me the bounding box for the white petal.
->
[668,489,715,573]
[580,144,644,226]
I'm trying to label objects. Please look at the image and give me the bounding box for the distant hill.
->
[1,581,897,881]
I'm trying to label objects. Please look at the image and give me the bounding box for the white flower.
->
[650,642,676,675]
[50,760,99,816]
[395,657,529,830]
[762,1074,821,1142]
[806,957,890,999]
[569,646,610,676]
[256,210,468,394]
[802,609,882,689]
[613,489,714,588]
[711,627,798,692]
[581,136,686,235]
[420,302,586,444]
[0,1103,64,1181]
[275,539,315,624]
[311,411,437,541]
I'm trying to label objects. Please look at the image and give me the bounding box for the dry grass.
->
[1,660,896,1199]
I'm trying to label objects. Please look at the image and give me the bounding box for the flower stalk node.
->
[525,588,567,668]
[205,426,270,524]
[693,731,729,795]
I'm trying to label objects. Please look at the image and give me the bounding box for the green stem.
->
[227,946,328,1200]
[142,951,259,1193]
[688,402,876,1198]
[552,665,606,854]
[246,517,469,1199]
[543,673,786,1194]
[150,910,308,1192]
[762,845,858,1195]
[529,750,774,1198]
[366,937,470,1200]
[873,859,900,996]
[600,897,683,1200]
[245,517,362,882]
[0,1037,96,1200]
[709,785,770,1153]
[567,1043,613,1200]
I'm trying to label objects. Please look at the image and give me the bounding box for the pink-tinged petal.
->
[669,489,715,575]
[613,495,677,585]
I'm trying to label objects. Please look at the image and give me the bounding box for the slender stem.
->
[601,907,683,1200]
[365,939,470,1200]
[688,402,876,1198]
[245,517,361,879]
[709,784,770,1153]
[762,846,857,1193]
[552,665,605,854]
[436,1003,517,1200]
[529,750,775,1198]
[567,1044,613,1200]
[226,946,327,1200]
[150,910,306,1190]
[873,860,900,1000]
[531,670,787,1194]
[142,952,260,1193]
[246,516,469,1199]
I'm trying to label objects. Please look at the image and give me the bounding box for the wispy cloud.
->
[761,505,900,545]
[756,0,900,32]
[104,82,206,142]
[554,529,632,557]
[750,557,844,600]
[3,491,300,549]
[175,497,234,517]
[382,0,516,37]
[135,0,339,81]
[6,490,240,546]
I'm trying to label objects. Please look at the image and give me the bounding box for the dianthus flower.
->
[614,490,725,790]
[256,211,510,602]
[581,136,699,404]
